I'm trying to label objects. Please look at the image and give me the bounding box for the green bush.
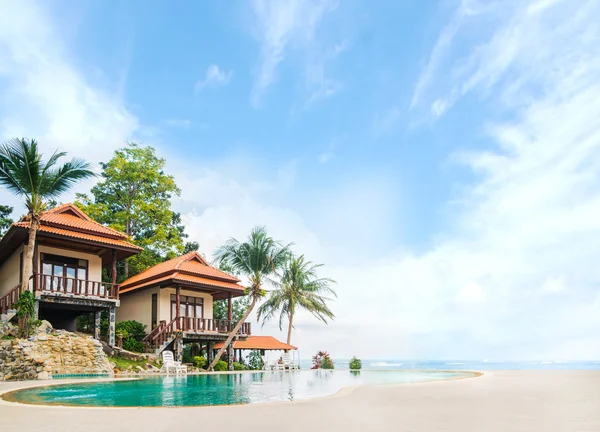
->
[233,362,246,371]
[193,355,207,369]
[115,320,146,341]
[247,350,263,370]
[349,356,362,370]
[122,338,146,353]
[213,360,228,371]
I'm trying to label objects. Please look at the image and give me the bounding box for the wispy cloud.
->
[164,118,191,129]
[194,64,233,92]
[249,0,338,107]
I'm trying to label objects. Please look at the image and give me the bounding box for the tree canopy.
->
[76,143,186,279]
[0,204,13,236]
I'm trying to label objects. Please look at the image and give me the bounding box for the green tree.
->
[76,143,185,279]
[183,240,200,254]
[0,204,13,236]
[208,226,290,370]
[0,138,94,292]
[213,295,251,322]
[257,254,336,345]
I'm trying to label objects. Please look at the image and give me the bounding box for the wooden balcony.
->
[33,273,119,300]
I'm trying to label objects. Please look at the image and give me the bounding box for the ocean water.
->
[298,359,600,370]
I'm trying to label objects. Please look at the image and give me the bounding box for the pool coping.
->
[0,369,484,410]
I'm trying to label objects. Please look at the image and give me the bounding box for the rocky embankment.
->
[0,321,113,381]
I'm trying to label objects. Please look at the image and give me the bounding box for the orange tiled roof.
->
[214,336,297,351]
[12,203,141,250]
[120,251,244,293]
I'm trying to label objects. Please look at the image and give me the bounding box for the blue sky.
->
[1,0,600,360]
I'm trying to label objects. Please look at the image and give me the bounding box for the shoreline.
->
[0,370,598,431]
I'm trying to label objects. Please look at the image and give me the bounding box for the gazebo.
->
[214,336,298,365]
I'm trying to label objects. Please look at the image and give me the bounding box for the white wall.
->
[0,244,23,296]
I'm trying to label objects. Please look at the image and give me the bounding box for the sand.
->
[0,370,599,431]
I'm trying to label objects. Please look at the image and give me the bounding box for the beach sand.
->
[0,370,598,431]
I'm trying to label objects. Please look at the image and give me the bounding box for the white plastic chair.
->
[160,350,187,375]
[282,353,298,370]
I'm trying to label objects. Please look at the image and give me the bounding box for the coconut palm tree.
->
[208,226,291,370]
[257,254,336,345]
[0,138,94,292]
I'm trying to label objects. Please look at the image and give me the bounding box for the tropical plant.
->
[0,204,12,236]
[115,320,147,352]
[16,290,36,337]
[207,226,291,370]
[233,362,246,371]
[193,355,207,369]
[312,351,334,369]
[247,350,263,370]
[0,138,94,293]
[349,356,362,370]
[213,360,228,372]
[75,143,186,279]
[257,254,336,345]
[213,295,251,322]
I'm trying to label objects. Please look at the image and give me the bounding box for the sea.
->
[297,359,600,370]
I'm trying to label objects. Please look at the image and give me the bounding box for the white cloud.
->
[194,64,233,92]
[249,0,338,106]
[164,118,191,129]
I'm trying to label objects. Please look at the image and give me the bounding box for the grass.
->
[109,355,159,371]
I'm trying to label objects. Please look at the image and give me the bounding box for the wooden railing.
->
[34,273,119,299]
[143,316,252,350]
[0,284,20,314]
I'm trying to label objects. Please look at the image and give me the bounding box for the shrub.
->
[247,350,263,370]
[233,362,246,371]
[213,360,228,371]
[122,338,146,353]
[193,355,207,369]
[16,291,37,337]
[115,320,146,341]
[349,356,362,370]
[312,351,334,369]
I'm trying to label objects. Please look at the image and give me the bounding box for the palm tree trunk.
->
[21,219,39,293]
[208,296,257,371]
[286,310,294,346]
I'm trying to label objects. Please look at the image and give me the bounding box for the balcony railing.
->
[33,273,119,300]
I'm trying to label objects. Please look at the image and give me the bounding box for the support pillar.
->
[94,310,102,340]
[227,341,234,371]
[227,293,233,330]
[207,341,213,365]
[33,300,39,320]
[108,306,116,347]
[111,250,117,286]
[176,285,181,330]
[174,333,183,362]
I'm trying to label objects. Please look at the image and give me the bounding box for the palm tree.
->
[257,254,336,345]
[0,138,94,292]
[208,226,291,370]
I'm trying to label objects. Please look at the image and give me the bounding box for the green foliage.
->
[75,143,187,279]
[247,350,263,370]
[193,355,207,369]
[109,355,159,371]
[183,241,200,254]
[0,204,12,237]
[349,356,362,370]
[213,295,251,322]
[122,338,145,353]
[312,351,334,370]
[16,291,36,338]
[115,320,146,341]
[213,360,228,372]
[257,254,336,344]
[233,362,246,371]
[76,310,109,339]
[0,138,94,217]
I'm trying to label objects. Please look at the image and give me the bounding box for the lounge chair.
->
[160,350,187,375]
[282,353,298,370]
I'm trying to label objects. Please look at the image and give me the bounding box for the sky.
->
[1,0,600,361]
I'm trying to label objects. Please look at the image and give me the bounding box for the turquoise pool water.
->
[4,370,476,407]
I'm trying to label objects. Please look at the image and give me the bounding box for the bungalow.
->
[0,203,142,346]
[117,251,251,363]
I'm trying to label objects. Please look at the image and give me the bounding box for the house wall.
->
[37,245,102,282]
[158,287,214,322]
[116,286,159,330]
[0,244,24,297]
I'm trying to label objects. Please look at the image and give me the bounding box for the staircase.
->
[1,284,20,323]
[143,318,178,355]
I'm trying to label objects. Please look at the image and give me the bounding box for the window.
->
[170,294,204,320]
[151,294,158,329]
[41,253,89,293]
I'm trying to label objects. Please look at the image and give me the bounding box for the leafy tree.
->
[183,241,200,254]
[76,143,185,279]
[0,138,94,293]
[0,204,13,236]
[213,295,251,322]
[208,226,291,370]
[257,254,336,345]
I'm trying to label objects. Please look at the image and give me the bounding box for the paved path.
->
[0,371,599,431]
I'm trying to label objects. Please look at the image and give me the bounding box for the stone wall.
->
[0,322,113,381]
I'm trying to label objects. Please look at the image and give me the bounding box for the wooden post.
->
[176,285,181,330]
[111,250,117,286]
[227,292,233,331]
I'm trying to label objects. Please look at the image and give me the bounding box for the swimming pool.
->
[3,370,477,407]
